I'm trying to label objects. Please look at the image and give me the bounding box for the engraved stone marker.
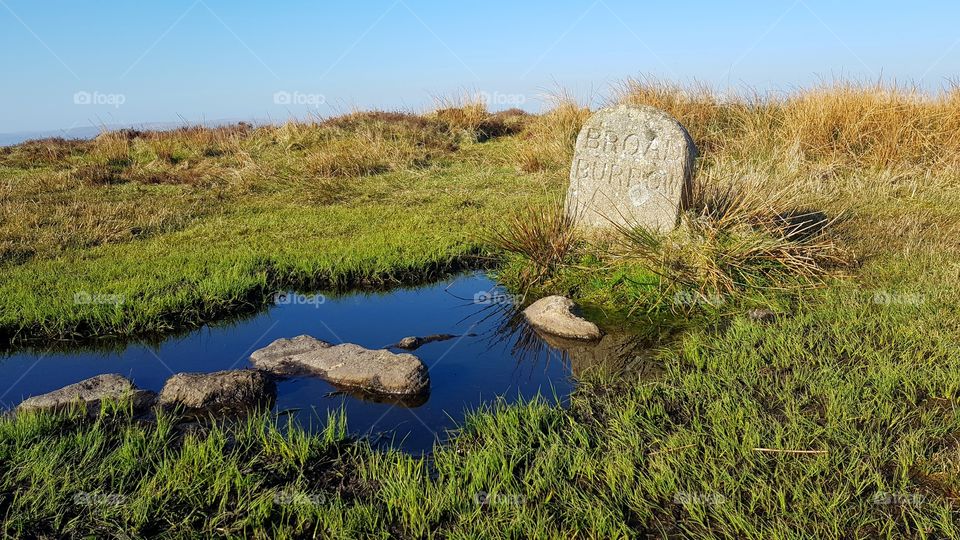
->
[566,104,697,232]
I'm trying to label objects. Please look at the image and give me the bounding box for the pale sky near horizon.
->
[2,0,959,134]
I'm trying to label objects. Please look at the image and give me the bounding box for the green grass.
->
[2,253,959,537]
[0,134,560,343]
[3,85,960,537]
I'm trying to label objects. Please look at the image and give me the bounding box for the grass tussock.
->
[303,112,456,178]
[0,137,91,169]
[613,181,852,307]
[617,78,960,255]
[489,198,580,286]
[618,76,960,171]
[516,97,590,173]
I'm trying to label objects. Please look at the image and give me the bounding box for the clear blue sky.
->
[2,0,959,133]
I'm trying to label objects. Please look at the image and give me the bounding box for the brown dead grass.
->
[0,105,534,263]
[516,98,591,173]
[617,77,960,171]
[0,138,91,169]
[616,77,960,255]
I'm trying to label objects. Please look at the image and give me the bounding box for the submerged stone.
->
[389,333,472,351]
[250,335,430,396]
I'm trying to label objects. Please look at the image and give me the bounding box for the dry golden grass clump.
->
[0,137,91,169]
[617,77,960,172]
[516,99,590,173]
[301,111,460,178]
[617,78,960,256]
[612,179,852,299]
[66,124,253,187]
[430,100,490,135]
[428,95,529,138]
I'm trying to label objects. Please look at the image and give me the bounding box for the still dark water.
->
[0,273,620,453]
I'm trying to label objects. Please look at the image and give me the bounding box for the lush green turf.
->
[2,253,959,538]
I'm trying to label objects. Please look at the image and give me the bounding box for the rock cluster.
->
[16,296,609,418]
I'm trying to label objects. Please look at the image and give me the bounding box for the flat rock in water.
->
[158,369,276,412]
[566,104,697,233]
[250,335,430,396]
[16,374,156,415]
[522,296,602,341]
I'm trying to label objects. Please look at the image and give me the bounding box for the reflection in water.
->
[488,304,662,382]
[0,273,660,453]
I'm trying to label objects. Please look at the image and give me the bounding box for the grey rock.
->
[566,104,697,233]
[522,296,601,341]
[16,374,156,415]
[158,369,276,412]
[250,335,430,396]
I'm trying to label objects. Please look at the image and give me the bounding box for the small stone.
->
[389,334,467,351]
[251,335,429,396]
[16,374,156,415]
[158,369,276,412]
[566,104,697,233]
[395,336,421,349]
[748,308,779,323]
[522,296,602,341]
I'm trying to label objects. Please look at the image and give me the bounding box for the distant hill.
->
[0,119,270,147]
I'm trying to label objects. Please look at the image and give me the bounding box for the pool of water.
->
[0,273,649,453]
